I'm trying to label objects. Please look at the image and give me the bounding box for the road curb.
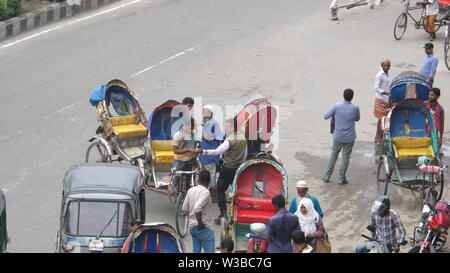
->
[0,0,120,42]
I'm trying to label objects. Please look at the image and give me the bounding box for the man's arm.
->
[288,198,297,214]
[393,212,407,252]
[429,57,438,80]
[312,197,324,218]
[203,140,230,156]
[324,105,336,120]
[355,107,361,122]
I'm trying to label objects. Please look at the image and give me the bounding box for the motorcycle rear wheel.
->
[408,245,430,253]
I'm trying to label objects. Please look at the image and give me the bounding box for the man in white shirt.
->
[373,59,392,146]
[182,170,215,253]
[417,0,439,40]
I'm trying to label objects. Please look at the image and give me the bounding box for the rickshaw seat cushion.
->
[153,150,175,163]
[113,124,147,139]
[234,209,274,224]
[151,141,175,163]
[392,137,431,148]
[110,114,139,126]
[151,140,174,151]
[234,196,275,224]
[392,137,434,160]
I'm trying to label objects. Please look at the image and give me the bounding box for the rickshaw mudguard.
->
[88,136,113,157]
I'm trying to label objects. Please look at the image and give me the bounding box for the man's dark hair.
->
[198,170,211,186]
[271,194,285,209]
[291,230,306,244]
[343,89,354,102]
[220,238,234,252]
[182,97,195,105]
[431,88,441,97]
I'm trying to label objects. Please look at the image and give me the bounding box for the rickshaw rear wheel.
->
[219,217,229,243]
[376,160,389,195]
[85,141,112,163]
[175,192,188,238]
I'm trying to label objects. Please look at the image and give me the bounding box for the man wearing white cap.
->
[288,180,324,218]
[199,105,224,202]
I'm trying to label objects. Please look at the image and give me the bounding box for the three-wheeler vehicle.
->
[56,163,146,253]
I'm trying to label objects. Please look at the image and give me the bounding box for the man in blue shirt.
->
[419,43,438,87]
[288,180,324,218]
[265,195,300,253]
[323,89,360,185]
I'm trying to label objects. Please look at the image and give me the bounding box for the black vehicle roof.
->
[63,163,144,197]
[0,189,5,213]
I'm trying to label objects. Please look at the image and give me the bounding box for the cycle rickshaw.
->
[394,0,448,40]
[219,153,288,252]
[377,71,445,205]
[122,222,186,253]
[86,80,148,176]
[145,100,200,237]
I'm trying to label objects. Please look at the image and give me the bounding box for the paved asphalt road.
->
[1,0,449,252]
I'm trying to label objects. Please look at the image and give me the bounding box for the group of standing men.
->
[172,98,249,253]
[322,42,445,186]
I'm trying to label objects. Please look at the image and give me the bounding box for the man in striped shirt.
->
[356,196,406,253]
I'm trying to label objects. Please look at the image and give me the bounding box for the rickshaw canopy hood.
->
[63,163,144,197]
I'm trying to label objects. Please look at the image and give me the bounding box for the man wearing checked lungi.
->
[374,59,392,151]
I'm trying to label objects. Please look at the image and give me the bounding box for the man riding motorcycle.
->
[355,196,407,253]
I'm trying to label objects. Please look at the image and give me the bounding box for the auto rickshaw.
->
[56,163,146,253]
[0,189,8,253]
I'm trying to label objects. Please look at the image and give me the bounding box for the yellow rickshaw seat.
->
[113,124,147,139]
[110,114,139,126]
[392,137,435,160]
[151,141,175,163]
[153,150,175,163]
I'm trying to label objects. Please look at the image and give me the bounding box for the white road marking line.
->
[0,0,146,50]
[55,100,82,114]
[131,45,199,78]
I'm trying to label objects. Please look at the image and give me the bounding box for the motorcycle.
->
[360,225,408,253]
[408,200,450,253]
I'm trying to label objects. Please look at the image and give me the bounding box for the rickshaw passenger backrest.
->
[131,229,179,253]
[236,162,284,199]
[105,85,137,117]
[390,105,429,138]
[235,196,275,211]
[151,108,180,141]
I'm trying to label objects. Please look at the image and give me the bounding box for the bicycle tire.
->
[394,13,408,40]
[85,141,112,163]
[376,160,389,195]
[445,26,450,70]
[175,192,188,238]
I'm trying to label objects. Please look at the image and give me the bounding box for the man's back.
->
[325,102,360,143]
[265,210,299,253]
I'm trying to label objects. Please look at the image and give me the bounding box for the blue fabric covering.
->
[149,108,181,140]
[89,85,106,106]
[127,230,180,253]
[390,75,430,103]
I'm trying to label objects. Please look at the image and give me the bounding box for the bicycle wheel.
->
[376,160,389,195]
[394,13,408,40]
[175,192,189,238]
[445,26,450,70]
[85,141,112,163]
